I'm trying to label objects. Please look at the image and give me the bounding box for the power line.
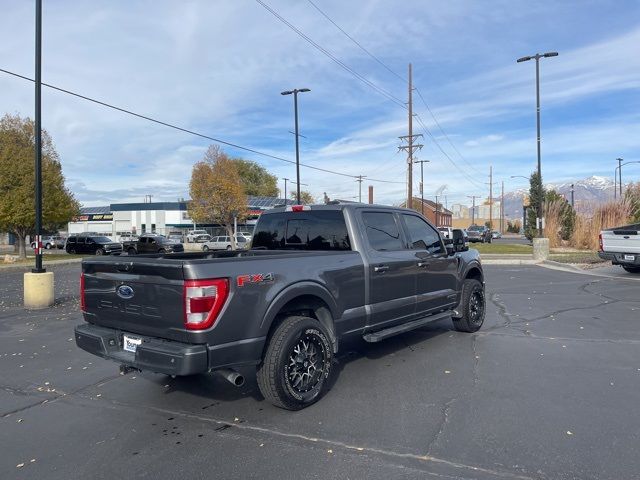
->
[414,87,483,175]
[255,0,406,108]
[306,0,405,84]
[414,113,487,190]
[300,2,486,181]
[0,67,402,185]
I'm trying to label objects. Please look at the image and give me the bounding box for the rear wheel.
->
[622,266,640,274]
[69,248,76,254]
[158,249,166,254]
[257,316,333,410]
[452,278,485,333]
[226,245,232,251]
[127,248,136,255]
[45,243,52,249]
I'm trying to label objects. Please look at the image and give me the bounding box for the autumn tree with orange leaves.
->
[189,146,247,249]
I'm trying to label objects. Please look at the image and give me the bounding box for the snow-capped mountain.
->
[501,176,617,220]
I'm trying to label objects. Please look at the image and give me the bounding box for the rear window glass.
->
[362,212,404,251]
[252,210,351,251]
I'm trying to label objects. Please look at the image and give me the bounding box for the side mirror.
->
[452,229,468,252]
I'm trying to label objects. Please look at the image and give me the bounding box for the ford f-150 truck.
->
[598,223,640,273]
[75,203,485,410]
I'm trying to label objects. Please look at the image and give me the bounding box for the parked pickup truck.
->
[598,223,640,273]
[122,233,184,255]
[75,203,485,410]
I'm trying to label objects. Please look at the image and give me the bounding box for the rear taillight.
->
[183,278,229,330]
[80,273,86,312]
[598,233,603,252]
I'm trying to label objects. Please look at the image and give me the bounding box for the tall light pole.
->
[281,88,310,204]
[33,0,44,273]
[282,178,290,203]
[356,176,366,203]
[510,175,530,232]
[414,160,430,215]
[467,195,479,226]
[617,157,623,198]
[615,160,640,199]
[517,51,558,237]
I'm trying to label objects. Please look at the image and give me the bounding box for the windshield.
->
[468,226,483,231]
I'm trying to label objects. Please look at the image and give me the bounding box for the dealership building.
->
[68,196,291,239]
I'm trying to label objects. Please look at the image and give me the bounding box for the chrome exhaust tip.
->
[218,368,244,387]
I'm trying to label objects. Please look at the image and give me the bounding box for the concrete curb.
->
[0,257,84,270]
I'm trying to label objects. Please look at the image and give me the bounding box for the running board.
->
[362,311,452,343]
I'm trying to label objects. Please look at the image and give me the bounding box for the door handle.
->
[417,262,428,268]
[374,265,389,273]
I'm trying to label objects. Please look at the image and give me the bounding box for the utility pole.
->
[356,175,366,203]
[500,181,504,233]
[282,178,289,202]
[570,183,575,208]
[281,88,310,204]
[467,195,479,226]
[489,166,493,230]
[398,64,423,209]
[413,160,430,215]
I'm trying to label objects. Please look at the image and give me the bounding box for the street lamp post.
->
[615,160,640,199]
[282,177,289,203]
[33,0,44,274]
[413,159,430,215]
[517,51,558,237]
[510,175,530,232]
[281,88,310,204]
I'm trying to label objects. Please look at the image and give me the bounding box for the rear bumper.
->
[598,251,640,265]
[74,323,265,376]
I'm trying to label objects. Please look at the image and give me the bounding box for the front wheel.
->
[95,248,104,256]
[202,245,209,252]
[45,243,52,249]
[257,316,333,410]
[127,248,136,255]
[226,245,232,251]
[622,265,640,274]
[452,278,485,333]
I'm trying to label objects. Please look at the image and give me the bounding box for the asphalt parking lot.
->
[1,263,639,479]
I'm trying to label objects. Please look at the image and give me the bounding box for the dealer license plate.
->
[123,335,142,353]
[624,254,635,261]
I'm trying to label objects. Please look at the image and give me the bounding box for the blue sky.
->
[1,0,639,206]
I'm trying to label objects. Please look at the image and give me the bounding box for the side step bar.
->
[362,311,452,343]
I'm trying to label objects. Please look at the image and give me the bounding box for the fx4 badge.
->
[237,273,275,287]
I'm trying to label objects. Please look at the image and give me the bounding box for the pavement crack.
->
[471,336,479,387]
[488,292,513,328]
[426,398,456,457]
[93,396,535,480]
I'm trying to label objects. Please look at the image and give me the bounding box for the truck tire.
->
[257,316,333,410]
[202,245,209,252]
[622,266,640,274]
[127,248,136,255]
[452,278,485,333]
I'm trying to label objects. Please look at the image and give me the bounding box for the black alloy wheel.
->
[257,316,333,410]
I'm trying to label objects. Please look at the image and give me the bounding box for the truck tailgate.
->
[602,225,640,254]
[82,258,189,342]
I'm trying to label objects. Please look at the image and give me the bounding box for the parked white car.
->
[598,223,640,273]
[186,230,210,243]
[437,227,453,239]
[202,235,249,251]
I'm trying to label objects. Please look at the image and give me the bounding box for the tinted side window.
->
[67,237,76,244]
[252,210,350,251]
[402,214,444,254]
[362,212,404,251]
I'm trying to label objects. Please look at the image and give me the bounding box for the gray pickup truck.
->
[75,203,485,410]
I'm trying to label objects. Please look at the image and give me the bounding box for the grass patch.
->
[2,254,89,266]
[548,252,605,265]
[471,243,533,254]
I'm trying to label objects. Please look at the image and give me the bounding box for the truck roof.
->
[262,202,411,215]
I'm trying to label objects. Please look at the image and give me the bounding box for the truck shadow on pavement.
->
[144,319,454,407]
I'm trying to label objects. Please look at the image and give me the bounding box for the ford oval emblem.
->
[117,285,135,300]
